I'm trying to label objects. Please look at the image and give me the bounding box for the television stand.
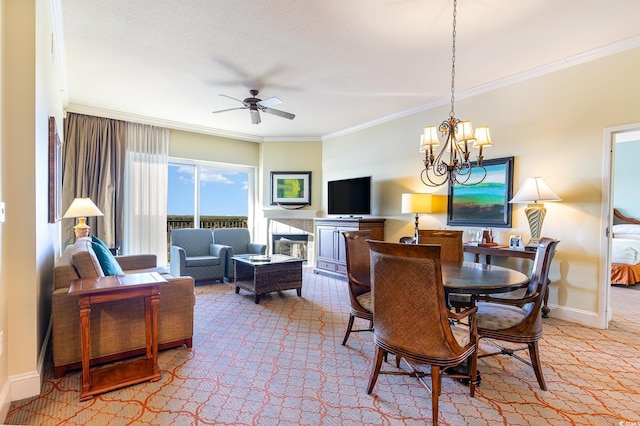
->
[313,217,385,280]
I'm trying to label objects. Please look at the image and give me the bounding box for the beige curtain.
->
[62,113,126,247]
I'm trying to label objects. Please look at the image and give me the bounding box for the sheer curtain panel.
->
[124,123,169,266]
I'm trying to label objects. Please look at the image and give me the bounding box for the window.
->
[167,159,255,251]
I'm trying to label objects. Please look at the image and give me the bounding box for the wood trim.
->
[613,208,640,224]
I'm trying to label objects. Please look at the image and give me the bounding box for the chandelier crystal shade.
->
[419,0,493,187]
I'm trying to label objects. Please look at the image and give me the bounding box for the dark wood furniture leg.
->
[79,298,91,397]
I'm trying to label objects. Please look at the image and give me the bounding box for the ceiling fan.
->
[212,89,295,124]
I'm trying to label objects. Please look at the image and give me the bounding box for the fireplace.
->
[272,234,309,261]
[263,208,317,266]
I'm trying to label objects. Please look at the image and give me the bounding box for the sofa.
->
[52,239,195,378]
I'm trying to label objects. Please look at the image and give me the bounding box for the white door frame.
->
[600,122,640,329]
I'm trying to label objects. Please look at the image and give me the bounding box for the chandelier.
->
[419,0,493,187]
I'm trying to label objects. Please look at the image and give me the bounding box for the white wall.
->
[1,0,65,413]
[322,46,640,327]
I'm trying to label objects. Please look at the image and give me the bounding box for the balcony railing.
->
[167,215,248,232]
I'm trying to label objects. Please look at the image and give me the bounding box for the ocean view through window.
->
[167,159,254,258]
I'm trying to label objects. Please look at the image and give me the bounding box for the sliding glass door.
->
[167,159,254,257]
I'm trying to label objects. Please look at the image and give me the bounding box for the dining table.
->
[441,261,530,297]
[438,261,529,386]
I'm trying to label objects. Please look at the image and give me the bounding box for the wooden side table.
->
[463,244,550,318]
[68,272,168,400]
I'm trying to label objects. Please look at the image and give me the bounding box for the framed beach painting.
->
[270,171,311,206]
[447,156,514,228]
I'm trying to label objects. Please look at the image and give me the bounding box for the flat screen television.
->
[327,176,371,216]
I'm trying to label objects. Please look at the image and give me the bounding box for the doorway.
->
[602,124,640,329]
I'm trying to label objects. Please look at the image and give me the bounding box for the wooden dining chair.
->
[366,241,478,425]
[475,237,559,390]
[417,229,464,263]
[341,230,374,346]
[418,229,469,310]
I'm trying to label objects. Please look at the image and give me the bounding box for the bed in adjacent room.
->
[611,209,640,286]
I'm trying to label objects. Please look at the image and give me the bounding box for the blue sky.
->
[168,164,248,216]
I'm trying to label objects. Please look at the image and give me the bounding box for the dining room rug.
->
[5,270,640,425]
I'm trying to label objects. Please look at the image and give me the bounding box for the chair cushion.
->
[451,324,471,346]
[476,302,530,330]
[91,236,124,276]
[356,291,373,312]
[185,256,220,267]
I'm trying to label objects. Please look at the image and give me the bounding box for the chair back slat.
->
[525,237,559,301]
[343,230,372,289]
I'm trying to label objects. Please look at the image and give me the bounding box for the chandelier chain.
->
[420,0,491,188]
[449,0,457,118]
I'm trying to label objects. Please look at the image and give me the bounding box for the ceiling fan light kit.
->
[212,89,295,125]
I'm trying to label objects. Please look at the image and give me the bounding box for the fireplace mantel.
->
[262,209,318,219]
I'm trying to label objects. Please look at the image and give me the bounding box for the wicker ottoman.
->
[232,254,304,304]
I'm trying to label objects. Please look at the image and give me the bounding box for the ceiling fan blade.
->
[250,109,261,124]
[263,107,295,120]
[257,96,282,108]
[219,94,246,105]
[212,107,246,114]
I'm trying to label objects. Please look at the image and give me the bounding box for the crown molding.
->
[323,35,640,141]
[263,137,322,143]
[64,104,265,143]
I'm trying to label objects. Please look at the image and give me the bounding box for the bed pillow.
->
[91,235,124,276]
[611,239,640,264]
[612,224,640,239]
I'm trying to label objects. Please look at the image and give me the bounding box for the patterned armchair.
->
[170,228,227,283]
[212,228,267,280]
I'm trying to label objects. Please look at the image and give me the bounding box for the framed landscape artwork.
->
[447,156,514,228]
[270,171,311,206]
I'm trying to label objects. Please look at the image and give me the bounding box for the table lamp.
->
[63,197,104,239]
[401,193,433,242]
[509,177,561,251]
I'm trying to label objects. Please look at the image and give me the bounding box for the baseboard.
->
[7,319,51,402]
[546,303,602,329]
[0,378,11,424]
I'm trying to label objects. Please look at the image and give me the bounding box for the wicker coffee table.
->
[232,254,304,304]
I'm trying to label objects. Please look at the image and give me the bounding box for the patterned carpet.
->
[5,270,640,425]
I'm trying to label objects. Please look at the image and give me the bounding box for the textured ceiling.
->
[60,0,640,141]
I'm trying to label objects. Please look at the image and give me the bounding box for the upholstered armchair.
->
[170,228,227,283]
[212,228,267,280]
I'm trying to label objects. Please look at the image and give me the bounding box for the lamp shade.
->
[509,177,561,204]
[63,198,104,219]
[419,126,440,152]
[401,193,433,214]
[454,121,476,143]
[472,126,493,148]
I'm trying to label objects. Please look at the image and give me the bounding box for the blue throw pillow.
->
[91,235,124,276]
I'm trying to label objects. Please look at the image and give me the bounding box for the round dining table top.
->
[441,261,529,294]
